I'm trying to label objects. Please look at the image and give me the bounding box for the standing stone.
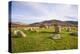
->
[51,24,61,39]
[54,24,61,33]
[66,26,71,32]
[65,27,68,31]
[14,30,26,37]
[24,28,29,30]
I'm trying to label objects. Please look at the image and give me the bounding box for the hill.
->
[10,20,78,27]
[29,20,78,27]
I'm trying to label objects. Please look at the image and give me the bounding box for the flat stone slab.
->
[51,34,61,39]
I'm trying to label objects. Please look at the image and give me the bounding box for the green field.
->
[11,28,78,53]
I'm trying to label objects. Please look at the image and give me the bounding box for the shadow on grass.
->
[69,32,78,36]
[40,31,59,34]
[11,36,22,38]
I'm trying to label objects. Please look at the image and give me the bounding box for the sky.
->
[11,1,78,24]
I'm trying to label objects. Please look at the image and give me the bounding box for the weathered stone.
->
[66,27,71,32]
[51,34,61,39]
[24,28,29,30]
[51,24,61,39]
[54,24,61,33]
[14,30,26,37]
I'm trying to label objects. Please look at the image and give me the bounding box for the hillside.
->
[10,20,78,27]
[10,22,28,27]
[29,20,78,27]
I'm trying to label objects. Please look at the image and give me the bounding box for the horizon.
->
[11,19,78,25]
[11,1,78,24]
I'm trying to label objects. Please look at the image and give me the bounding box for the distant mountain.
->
[65,21,78,25]
[10,20,78,27]
[29,20,78,27]
[10,22,28,27]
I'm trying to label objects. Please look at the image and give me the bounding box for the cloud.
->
[11,1,78,24]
